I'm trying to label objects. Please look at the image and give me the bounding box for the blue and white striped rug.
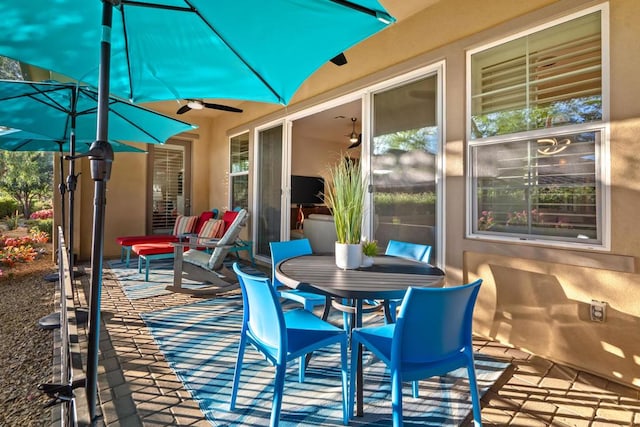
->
[107,259,212,300]
[141,296,509,426]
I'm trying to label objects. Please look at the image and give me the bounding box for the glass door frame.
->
[250,62,445,266]
[365,62,445,266]
[252,119,291,264]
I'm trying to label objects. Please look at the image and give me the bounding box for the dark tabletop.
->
[276,254,445,300]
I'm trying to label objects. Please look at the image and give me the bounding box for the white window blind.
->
[152,145,185,233]
[471,11,602,138]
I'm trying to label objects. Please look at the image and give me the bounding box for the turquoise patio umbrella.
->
[0,129,147,153]
[0,2,395,418]
[0,80,196,144]
[0,1,395,104]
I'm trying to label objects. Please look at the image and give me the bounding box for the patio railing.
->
[39,226,90,426]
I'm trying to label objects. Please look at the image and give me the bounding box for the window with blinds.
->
[229,133,249,210]
[470,11,602,139]
[467,6,607,247]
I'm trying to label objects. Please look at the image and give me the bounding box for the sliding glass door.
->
[370,72,442,262]
[255,125,284,258]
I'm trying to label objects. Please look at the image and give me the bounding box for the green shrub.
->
[0,197,18,219]
[30,219,53,237]
[4,211,22,230]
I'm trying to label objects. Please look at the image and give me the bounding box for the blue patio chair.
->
[384,240,433,323]
[385,239,432,263]
[229,263,349,426]
[270,239,331,318]
[349,279,483,426]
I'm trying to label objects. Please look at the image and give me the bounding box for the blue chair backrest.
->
[269,239,312,288]
[385,240,432,263]
[393,279,482,364]
[233,263,286,352]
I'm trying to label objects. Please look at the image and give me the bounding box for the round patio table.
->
[275,254,445,417]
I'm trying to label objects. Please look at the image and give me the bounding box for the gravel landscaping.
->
[0,245,55,426]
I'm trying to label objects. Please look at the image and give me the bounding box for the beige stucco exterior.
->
[67,0,640,389]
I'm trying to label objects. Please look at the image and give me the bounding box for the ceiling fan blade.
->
[203,102,243,113]
[176,104,191,115]
[348,133,362,149]
[330,53,348,66]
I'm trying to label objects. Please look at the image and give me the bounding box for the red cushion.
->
[132,242,189,256]
[194,211,215,234]
[221,210,238,232]
[116,235,179,246]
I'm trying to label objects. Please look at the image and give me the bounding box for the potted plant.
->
[323,157,366,269]
[361,239,377,267]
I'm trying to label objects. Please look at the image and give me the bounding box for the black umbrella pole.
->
[85,141,113,422]
[87,1,114,421]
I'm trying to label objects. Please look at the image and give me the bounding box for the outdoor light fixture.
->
[349,117,359,143]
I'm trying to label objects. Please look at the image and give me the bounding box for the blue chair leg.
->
[271,361,286,427]
[137,256,143,274]
[412,381,420,398]
[229,334,247,410]
[386,299,399,324]
[125,246,132,267]
[467,357,482,426]
[298,356,305,382]
[340,340,349,425]
[145,257,151,282]
[348,336,358,420]
[391,368,404,427]
[342,299,351,331]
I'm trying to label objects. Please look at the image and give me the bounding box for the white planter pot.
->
[335,242,362,270]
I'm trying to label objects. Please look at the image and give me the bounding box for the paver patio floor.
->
[69,260,640,426]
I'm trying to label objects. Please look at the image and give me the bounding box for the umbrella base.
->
[38,307,89,330]
[43,269,87,282]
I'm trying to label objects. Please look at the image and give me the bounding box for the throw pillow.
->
[172,215,198,236]
[198,219,225,240]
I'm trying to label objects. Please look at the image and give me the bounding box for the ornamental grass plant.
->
[322,157,366,244]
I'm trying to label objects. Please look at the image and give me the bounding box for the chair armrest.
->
[171,240,233,249]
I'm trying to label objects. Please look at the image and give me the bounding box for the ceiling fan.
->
[346,117,362,149]
[176,99,243,115]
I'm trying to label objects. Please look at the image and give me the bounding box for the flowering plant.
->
[506,209,541,226]
[29,209,53,220]
[0,229,49,267]
[478,210,495,230]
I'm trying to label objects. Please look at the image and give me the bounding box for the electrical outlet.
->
[590,300,607,322]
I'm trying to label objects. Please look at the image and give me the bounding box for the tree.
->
[0,152,53,218]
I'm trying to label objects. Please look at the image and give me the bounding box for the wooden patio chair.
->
[167,209,249,296]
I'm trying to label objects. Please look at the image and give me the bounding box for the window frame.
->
[465,4,610,251]
[229,131,250,211]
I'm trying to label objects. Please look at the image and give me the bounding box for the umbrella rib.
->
[119,0,284,104]
[75,88,164,144]
[0,83,68,115]
[106,104,164,144]
[120,0,191,12]
[184,0,284,103]
[327,0,394,22]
